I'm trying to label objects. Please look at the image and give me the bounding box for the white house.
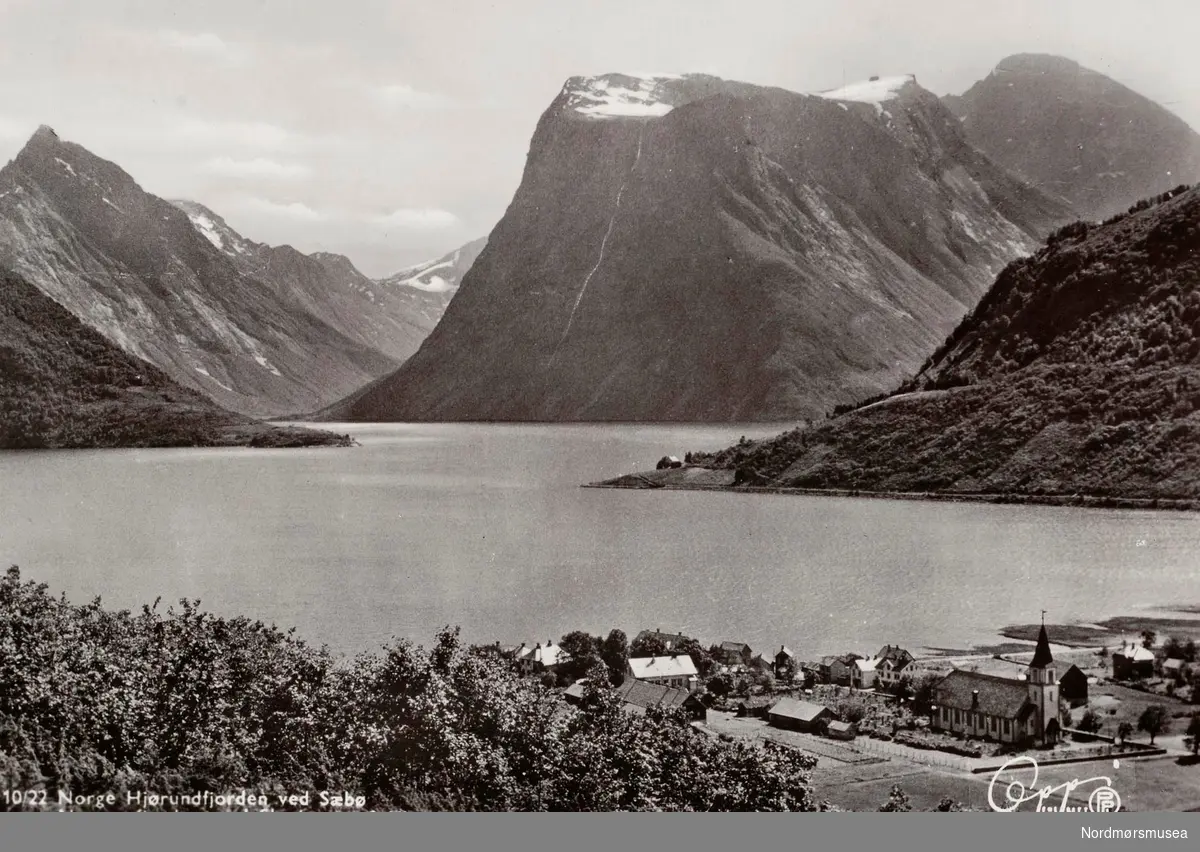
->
[627,654,699,692]
[850,657,879,690]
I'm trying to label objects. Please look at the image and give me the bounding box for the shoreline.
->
[583,477,1200,512]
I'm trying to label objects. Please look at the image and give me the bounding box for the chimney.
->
[972,690,980,709]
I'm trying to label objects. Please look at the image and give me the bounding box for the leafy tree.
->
[0,567,823,812]
[1077,710,1103,733]
[879,785,912,812]
[1186,715,1200,756]
[1138,705,1171,744]
[933,797,966,812]
[630,635,668,658]
[1142,630,1157,650]
[674,637,715,679]
[909,674,940,721]
[836,697,868,725]
[1114,721,1133,747]
[557,630,602,684]
[600,630,629,686]
[707,674,734,699]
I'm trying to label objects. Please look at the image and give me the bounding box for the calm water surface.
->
[1,423,1197,659]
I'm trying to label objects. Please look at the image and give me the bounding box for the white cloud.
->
[370,208,460,229]
[158,30,249,65]
[172,118,295,150]
[203,156,311,180]
[0,115,34,141]
[372,83,452,109]
[237,197,329,221]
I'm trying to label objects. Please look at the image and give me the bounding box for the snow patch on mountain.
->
[816,75,915,115]
[564,73,684,119]
[188,212,224,250]
[53,157,77,177]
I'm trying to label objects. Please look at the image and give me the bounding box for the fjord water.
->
[2,423,1197,659]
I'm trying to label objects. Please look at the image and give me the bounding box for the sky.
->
[0,0,1197,277]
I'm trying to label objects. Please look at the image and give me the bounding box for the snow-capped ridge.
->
[562,72,691,119]
[814,74,918,114]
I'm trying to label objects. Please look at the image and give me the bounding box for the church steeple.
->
[1030,620,1054,669]
[1026,615,1059,743]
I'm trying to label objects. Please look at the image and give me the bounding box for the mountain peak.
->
[20,124,65,156]
[992,53,1082,75]
[560,72,695,119]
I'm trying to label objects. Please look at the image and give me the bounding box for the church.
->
[931,623,1061,746]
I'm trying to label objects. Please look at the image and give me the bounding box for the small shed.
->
[656,455,684,470]
[767,698,833,733]
[826,720,856,741]
[1163,658,1189,680]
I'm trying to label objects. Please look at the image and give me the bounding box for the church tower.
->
[1027,619,1058,742]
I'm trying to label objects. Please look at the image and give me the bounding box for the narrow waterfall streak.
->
[549,125,645,364]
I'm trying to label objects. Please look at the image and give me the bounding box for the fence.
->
[854,735,975,771]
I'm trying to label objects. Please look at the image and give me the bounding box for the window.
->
[1003,719,1010,735]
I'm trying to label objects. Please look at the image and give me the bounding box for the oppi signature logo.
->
[988,756,1123,813]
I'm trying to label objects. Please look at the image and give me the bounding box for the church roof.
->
[1030,624,1054,668]
[934,670,1034,720]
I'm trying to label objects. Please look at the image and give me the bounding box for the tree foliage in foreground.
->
[0,567,818,811]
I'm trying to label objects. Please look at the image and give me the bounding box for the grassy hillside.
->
[688,185,1200,501]
[0,567,818,811]
[0,269,350,449]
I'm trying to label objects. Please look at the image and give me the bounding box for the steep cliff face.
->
[0,127,396,417]
[945,54,1200,220]
[691,184,1200,499]
[323,72,1070,422]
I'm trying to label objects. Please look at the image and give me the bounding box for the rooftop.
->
[767,698,831,723]
[628,655,699,680]
[934,670,1033,720]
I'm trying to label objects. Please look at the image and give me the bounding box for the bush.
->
[0,567,820,812]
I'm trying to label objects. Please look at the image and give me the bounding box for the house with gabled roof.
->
[851,657,880,690]
[1112,643,1155,680]
[627,654,699,692]
[825,653,862,686]
[767,697,833,732]
[508,640,570,675]
[615,679,706,721]
[716,641,753,667]
[874,645,915,688]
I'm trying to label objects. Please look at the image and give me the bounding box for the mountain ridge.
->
[669,183,1200,500]
[320,70,1072,423]
[0,127,403,417]
[943,53,1200,220]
